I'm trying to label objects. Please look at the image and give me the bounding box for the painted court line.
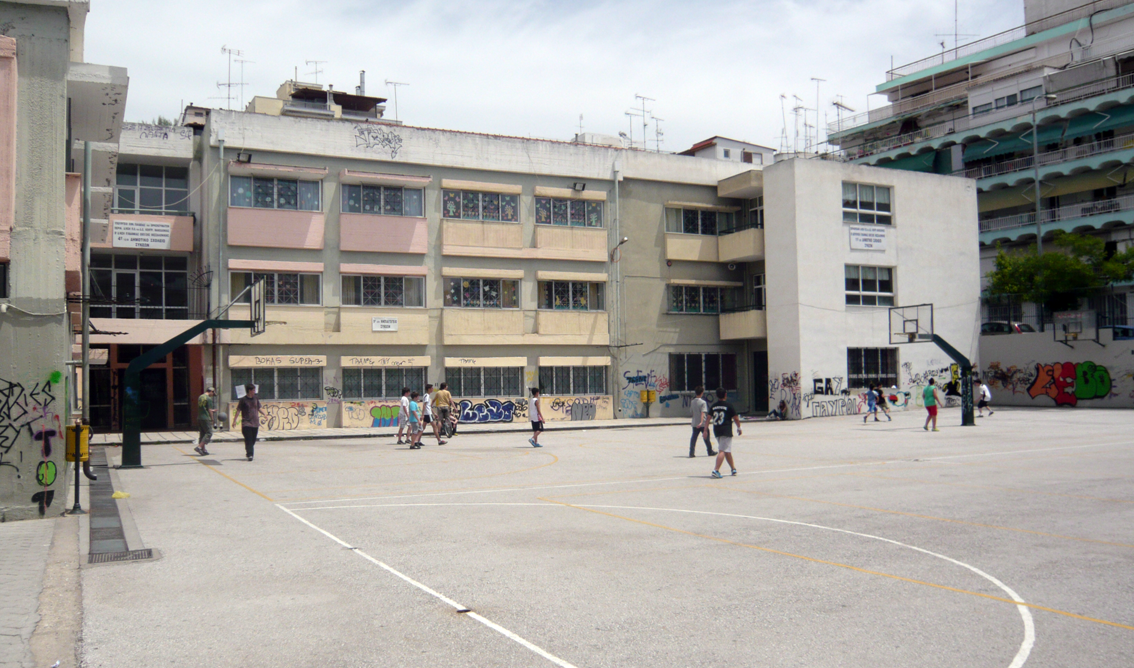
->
[277,504,578,668]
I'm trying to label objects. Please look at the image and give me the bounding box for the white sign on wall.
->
[372,317,399,332]
[849,226,887,251]
[112,220,173,249]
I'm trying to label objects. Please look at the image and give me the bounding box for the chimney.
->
[357,70,366,96]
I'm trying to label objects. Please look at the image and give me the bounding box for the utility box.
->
[640,390,656,403]
[66,424,90,463]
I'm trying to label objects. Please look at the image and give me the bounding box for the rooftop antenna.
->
[791,95,806,153]
[652,116,665,153]
[235,57,254,110]
[305,60,327,84]
[578,113,584,135]
[779,94,790,154]
[625,110,645,149]
[832,96,855,135]
[385,80,409,121]
[810,77,826,152]
[634,94,654,150]
[217,45,243,110]
[935,0,977,61]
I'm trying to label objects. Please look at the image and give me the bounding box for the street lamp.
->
[1031,94,1058,253]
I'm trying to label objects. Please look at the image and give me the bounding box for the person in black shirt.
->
[709,387,742,478]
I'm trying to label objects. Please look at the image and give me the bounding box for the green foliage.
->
[151,115,175,127]
[986,231,1134,312]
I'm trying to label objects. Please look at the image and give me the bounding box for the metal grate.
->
[89,548,153,564]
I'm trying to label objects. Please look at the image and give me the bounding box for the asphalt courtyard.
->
[80,408,1132,667]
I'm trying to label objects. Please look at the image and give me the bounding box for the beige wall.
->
[228,208,325,249]
[340,214,427,254]
[0,35,14,261]
[230,400,329,430]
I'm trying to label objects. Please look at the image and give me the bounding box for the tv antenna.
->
[791,95,807,153]
[935,0,978,59]
[305,60,327,84]
[832,96,855,134]
[235,57,254,110]
[810,77,826,152]
[578,114,584,135]
[385,80,409,121]
[779,95,790,154]
[216,46,244,110]
[625,110,645,149]
[634,94,654,150]
[651,117,665,153]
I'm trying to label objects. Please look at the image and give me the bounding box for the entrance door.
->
[753,351,769,413]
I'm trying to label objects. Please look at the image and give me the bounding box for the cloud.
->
[84,0,1023,152]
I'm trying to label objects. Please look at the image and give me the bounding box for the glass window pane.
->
[483,367,503,396]
[362,185,382,214]
[501,280,518,308]
[722,354,738,390]
[481,279,501,308]
[877,267,893,293]
[859,185,875,210]
[666,208,681,233]
[842,182,857,209]
[554,367,571,395]
[845,265,860,292]
[404,277,424,307]
[571,282,587,310]
[539,367,554,394]
[299,368,322,399]
[462,278,481,308]
[299,274,320,305]
[589,283,604,311]
[569,200,585,226]
[586,201,603,228]
[683,209,699,234]
[140,255,163,270]
[383,276,404,306]
[588,366,606,394]
[253,178,276,209]
[383,186,403,216]
[461,192,480,220]
[670,354,686,392]
[230,272,250,304]
[500,194,519,222]
[535,198,551,225]
[687,355,703,389]
[404,189,423,217]
[275,180,298,209]
[276,273,300,304]
[342,275,361,306]
[861,295,878,306]
[384,368,403,399]
[443,368,460,397]
[539,282,552,309]
[117,189,136,210]
[116,164,137,186]
[700,211,718,236]
[703,287,719,314]
[165,189,189,211]
[461,368,481,396]
[138,272,163,307]
[231,176,253,207]
[139,188,163,210]
[364,368,386,398]
[481,192,500,221]
[298,181,321,211]
[876,213,892,226]
[552,199,569,225]
[670,285,685,312]
[277,369,299,399]
[139,165,163,188]
[686,286,701,313]
[875,187,891,212]
[343,184,362,213]
[442,190,461,218]
[878,295,894,306]
[445,278,461,307]
[165,273,187,307]
[553,282,571,309]
[571,367,587,395]
[165,167,188,190]
[843,210,857,223]
[254,369,276,400]
[343,368,363,399]
[362,275,382,306]
[705,355,721,391]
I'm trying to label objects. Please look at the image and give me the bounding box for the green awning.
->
[880,151,936,172]
[963,134,1032,161]
[1065,105,1134,140]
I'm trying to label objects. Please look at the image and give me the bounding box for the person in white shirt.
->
[396,387,412,445]
[528,387,544,448]
[975,380,994,417]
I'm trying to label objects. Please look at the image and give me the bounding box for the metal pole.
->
[1032,100,1042,254]
[73,141,92,514]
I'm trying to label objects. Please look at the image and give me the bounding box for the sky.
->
[85,0,1025,153]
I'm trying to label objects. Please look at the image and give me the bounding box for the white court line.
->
[281,440,1128,510]
[276,504,579,668]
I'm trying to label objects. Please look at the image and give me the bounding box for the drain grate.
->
[88,548,153,564]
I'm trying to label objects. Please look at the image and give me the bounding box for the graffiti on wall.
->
[621,369,666,418]
[459,398,529,423]
[0,372,63,514]
[983,362,1035,396]
[354,124,403,158]
[768,372,802,419]
[229,401,329,430]
[1026,361,1112,406]
[546,395,613,421]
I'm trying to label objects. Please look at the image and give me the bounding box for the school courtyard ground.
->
[11,405,1132,667]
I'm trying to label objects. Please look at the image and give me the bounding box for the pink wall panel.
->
[227,208,325,249]
[340,214,427,254]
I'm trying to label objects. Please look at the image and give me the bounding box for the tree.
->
[986,231,1134,313]
[151,115,175,127]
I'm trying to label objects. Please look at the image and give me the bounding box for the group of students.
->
[394,382,457,448]
[688,386,744,479]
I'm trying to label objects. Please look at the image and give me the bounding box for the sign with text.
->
[341,356,430,368]
[229,355,326,368]
[372,317,399,332]
[849,226,887,251]
[112,220,173,249]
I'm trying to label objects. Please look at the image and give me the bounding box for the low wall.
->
[341,395,614,428]
[229,401,329,430]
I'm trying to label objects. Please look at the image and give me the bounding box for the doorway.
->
[753,351,768,413]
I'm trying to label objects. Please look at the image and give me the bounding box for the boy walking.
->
[863,385,879,423]
[194,386,216,456]
[423,383,446,445]
[396,387,412,445]
[975,379,994,417]
[529,387,544,447]
[434,382,456,436]
[408,391,424,448]
[688,386,715,457]
[236,384,262,461]
[923,378,943,432]
[709,387,742,478]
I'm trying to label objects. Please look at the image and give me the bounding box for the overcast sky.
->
[85,0,1024,153]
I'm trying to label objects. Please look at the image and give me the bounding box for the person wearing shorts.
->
[396,387,412,445]
[408,392,424,449]
[923,378,943,432]
[529,387,544,447]
[863,385,879,423]
[194,387,216,456]
[709,387,742,478]
[975,379,994,417]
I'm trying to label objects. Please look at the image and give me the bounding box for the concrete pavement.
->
[0,519,54,668]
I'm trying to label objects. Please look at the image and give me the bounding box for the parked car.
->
[981,321,1038,335]
[1112,325,1134,340]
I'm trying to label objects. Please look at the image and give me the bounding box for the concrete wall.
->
[979,328,1134,407]
[0,3,73,521]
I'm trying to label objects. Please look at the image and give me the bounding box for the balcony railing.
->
[956,131,1134,179]
[717,218,763,236]
[980,194,1134,232]
[721,289,765,314]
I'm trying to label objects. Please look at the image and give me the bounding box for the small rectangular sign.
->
[372,317,399,332]
[849,226,887,251]
[112,220,173,249]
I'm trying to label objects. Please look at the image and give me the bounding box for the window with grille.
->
[443,367,523,397]
[847,348,898,388]
[341,367,426,399]
[229,176,321,211]
[444,278,520,308]
[534,197,603,227]
[842,183,892,225]
[341,185,424,217]
[538,366,607,395]
[89,254,189,319]
[664,208,734,236]
[845,265,894,306]
[669,285,721,314]
[441,190,519,222]
[231,271,321,305]
[230,367,323,400]
[341,275,425,307]
[668,353,738,392]
[537,281,604,311]
[116,164,191,214]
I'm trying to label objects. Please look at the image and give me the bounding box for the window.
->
[443,367,523,397]
[842,183,892,225]
[444,278,519,308]
[342,367,426,399]
[538,281,604,311]
[669,353,738,392]
[535,197,603,227]
[845,265,894,306]
[751,274,765,310]
[230,367,322,400]
[669,285,721,314]
[116,164,190,214]
[746,197,764,230]
[847,348,898,388]
[972,102,993,116]
[89,254,189,319]
[0,263,7,298]
[341,185,424,217]
[994,94,1018,110]
[341,275,425,307]
[229,176,321,211]
[230,271,321,305]
[442,190,519,222]
[722,148,731,159]
[1020,86,1044,103]
[539,366,608,395]
[665,208,734,236]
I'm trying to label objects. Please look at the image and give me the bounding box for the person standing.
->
[863,385,879,423]
[194,387,216,456]
[688,386,715,458]
[423,383,446,445]
[529,387,544,448]
[396,387,412,445]
[709,387,742,478]
[923,378,943,432]
[434,382,456,437]
[407,391,424,449]
[236,384,262,461]
[976,379,994,417]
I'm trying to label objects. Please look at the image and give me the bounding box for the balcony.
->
[719,309,767,340]
[717,223,765,264]
[980,194,1134,242]
[959,131,1134,188]
[665,233,718,262]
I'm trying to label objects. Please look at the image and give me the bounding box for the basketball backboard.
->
[889,303,934,345]
[1053,310,1096,345]
[250,278,267,337]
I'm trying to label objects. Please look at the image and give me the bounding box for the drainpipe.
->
[215,130,225,404]
[612,159,622,416]
[81,141,91,428]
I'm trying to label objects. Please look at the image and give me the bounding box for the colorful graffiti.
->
[229,401,329,430]
[983,362,1035,396]
[546,395,613,421]
[0,372,64,514]
[1026,361,1112,406]
[621,369,667,418]
[343,396,627,427]
[769,372,802,419]
[459,398,528,423]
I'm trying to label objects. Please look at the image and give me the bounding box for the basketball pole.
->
[930,334,976,427]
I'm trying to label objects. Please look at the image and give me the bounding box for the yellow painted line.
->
[541,498,1134,632]
[847,471,1134,504]
[174,446,275,502]
[726,488,1134,549]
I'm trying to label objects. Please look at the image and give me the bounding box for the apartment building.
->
[0,0,128,520]
[827,0,1134,327]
